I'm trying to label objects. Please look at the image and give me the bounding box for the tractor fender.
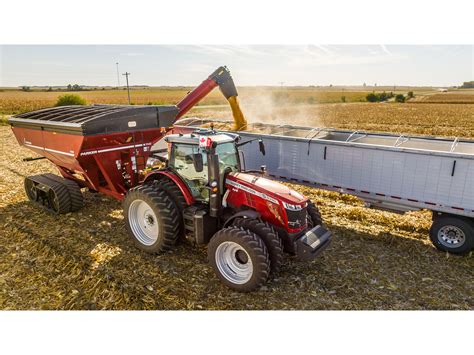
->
[223,210,261,228]
[143,170,195,205]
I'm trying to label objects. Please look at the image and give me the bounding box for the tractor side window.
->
[169,144,209,201]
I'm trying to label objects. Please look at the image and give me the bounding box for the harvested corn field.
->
[1,122,473,310]
[191,102,474,138]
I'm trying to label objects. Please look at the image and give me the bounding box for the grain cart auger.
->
[8,66,331,292]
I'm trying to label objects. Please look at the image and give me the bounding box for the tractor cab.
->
[165,130,241,202]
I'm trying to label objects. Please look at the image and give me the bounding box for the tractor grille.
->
[286,208,307,229]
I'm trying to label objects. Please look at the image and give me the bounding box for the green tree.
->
[55,94,86,106]
[366,93,378,102]
[460,81,474,88]
[395,94,405,103]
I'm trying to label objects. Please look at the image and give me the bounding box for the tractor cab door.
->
[215,142,241,191]
[168,143,210,201]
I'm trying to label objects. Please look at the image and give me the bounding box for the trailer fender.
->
[223,210,261,228]
[143,171,195,205]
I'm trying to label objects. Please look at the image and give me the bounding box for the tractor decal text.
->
[226,179,279,204]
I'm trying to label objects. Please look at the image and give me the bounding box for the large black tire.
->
[123,185,180,253]
[208,227,270,292]
[429,215,474,254]
[152,177,187,238]
[231,217,284,275]
[307,200,323,228]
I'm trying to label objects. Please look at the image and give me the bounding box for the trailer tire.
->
[123,185,180,253]
[231,217,284,275]
[430,215,474,254]
[208,227,270,292]
[307,200,323,227]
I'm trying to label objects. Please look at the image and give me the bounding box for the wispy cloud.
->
[120,52,144,56]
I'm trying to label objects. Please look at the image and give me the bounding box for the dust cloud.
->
[239,89,324,128]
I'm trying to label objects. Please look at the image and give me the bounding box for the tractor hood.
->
[228,172,307,205]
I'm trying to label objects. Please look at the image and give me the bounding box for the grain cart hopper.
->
[8,66,331,292]
[176,118,474,255]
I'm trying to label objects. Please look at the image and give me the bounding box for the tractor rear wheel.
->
[123,185,180,253]
[307,200,323,228]
[208,227,270,292]
[153,177,187,238]
[231,217,284,275]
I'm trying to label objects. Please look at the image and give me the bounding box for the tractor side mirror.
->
[192,153,204,172]
[258,139,266,156]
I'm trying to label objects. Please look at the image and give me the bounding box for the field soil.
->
[1,98,473,309]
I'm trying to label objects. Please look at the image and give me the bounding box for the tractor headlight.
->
[282,201,304,211]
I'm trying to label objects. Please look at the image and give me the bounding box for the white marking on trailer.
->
[80,143,148,156]
[44,148,75,156]
[226,179,279,204]
[24,143,74,157]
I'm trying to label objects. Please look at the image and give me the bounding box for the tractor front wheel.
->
[231,217,284,275]
[123,186,180,253]
[208,227,270,292]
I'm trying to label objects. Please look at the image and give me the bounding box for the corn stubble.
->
[0,101,473,310]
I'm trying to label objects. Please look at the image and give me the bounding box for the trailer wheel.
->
[231,217,284,275]
[430,215,474,254]
[123,186,180,253]
[307,200,323,227]
[208,227,270,292]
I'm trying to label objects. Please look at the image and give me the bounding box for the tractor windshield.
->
[216,142,240,180]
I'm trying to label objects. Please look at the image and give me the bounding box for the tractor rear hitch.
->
[295,225,332,261]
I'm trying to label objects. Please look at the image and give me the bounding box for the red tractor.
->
[9,66,331,291]
[125,129,331,290]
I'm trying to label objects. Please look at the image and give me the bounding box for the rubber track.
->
[126,185,181,252]
[26,174,71,214]
[209,227,270,292]
[231,218,284,275]
[42,174,84,212]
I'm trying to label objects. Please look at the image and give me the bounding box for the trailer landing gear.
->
[24,174,83,214]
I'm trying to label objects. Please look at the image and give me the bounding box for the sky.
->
[0,45,472,87]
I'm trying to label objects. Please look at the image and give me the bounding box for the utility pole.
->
[122,72,131,104]
[116,62,120,89]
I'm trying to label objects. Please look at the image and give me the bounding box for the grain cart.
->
[176,118,474,255]
[8,66,331,292]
